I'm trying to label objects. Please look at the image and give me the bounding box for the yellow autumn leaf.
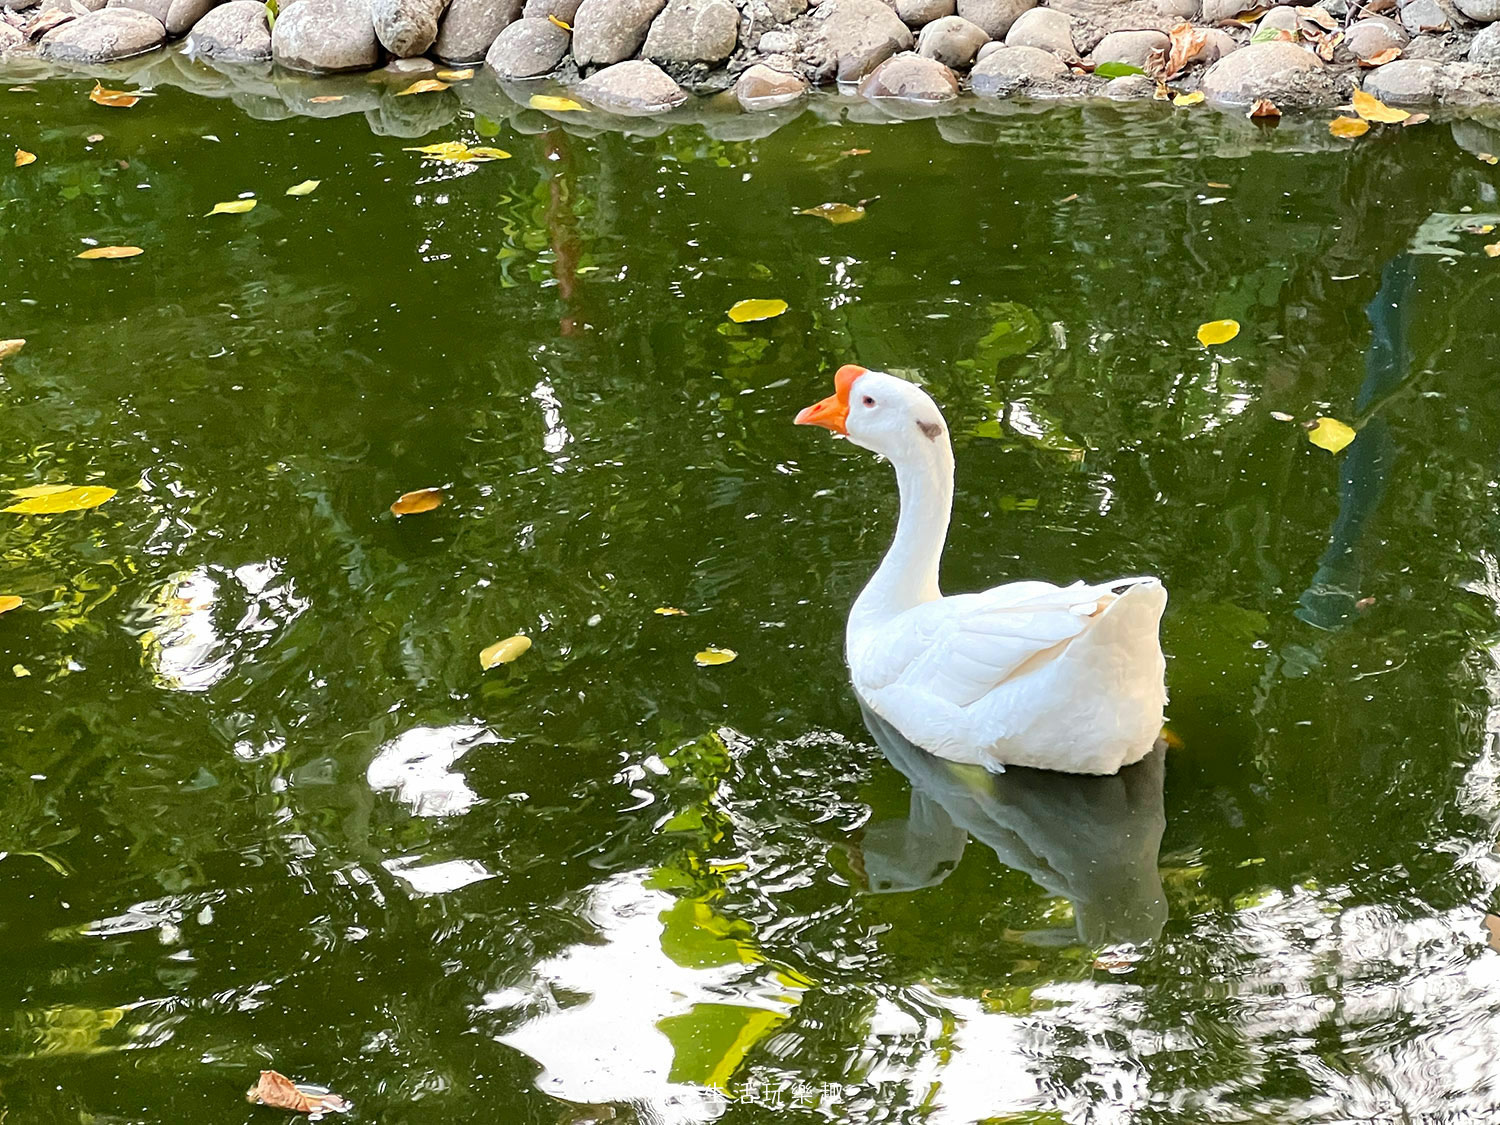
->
[1306,416,1356,453]
[207,198,256,216]
[1351,88,1409,123]
[435,68,474,81]
[0,339,24,361]
[468,146,511,160]
[480,634,531,669]
[9,483,72,498]
[390,487,443,516]
[1485,242,1500,258]
[1481,153,1500,165]
[403,141,507,163]
[529,94,586,112]
[76,246,142,259]
[405,141,469,157]
[695,647,737,666]
[397,79,450,95]
[15,149,35,167]
[728,299,788,324]
[0,596,20,614]
[3,485,116,514]
[1196,319,1240,346]
[547,13,571,30]
[797,202,866,224]
[1329,116,1370,139]
[13,664,29,677]
[1172,91,1204,106]
[285,179,320,196]
[88,82,140,108]
[654,606,687,616]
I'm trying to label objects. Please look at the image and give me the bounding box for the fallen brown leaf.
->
[0,339,24,361]
[88,82,140,108]
[391,487,443,516]
[396,79,449,96]
[76,245,143,260]
[308,95,345,103]
[0,596,20,615]
[1329,116,1370,139]
[1058,192,1079,203]
[14,149,35,167]
[1351,87,1409,123]
[1485,242,1500,258]
[1358,46,1402,66]
[1248,97,1281,118]
[1296,4,1338,30]
[246,1070,349,1117]
[839,148,870,157]
[1206,181,1230,188]
[1402,111,1429,126]
[1164,21,1211,78]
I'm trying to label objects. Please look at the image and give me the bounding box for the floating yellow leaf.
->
[797,202,866,224]
[1196,318,1240,346]
[1172,91,1205,106]
[695,647,737,667]
[1329,116,1370,139]
[308,95,345,104]
[0,339,24,361]
[390,487,443,516]
[0,596,20,614]
[728,299,788,324]
[397,79,450,95]
[76,245,142,259]
[654,606,687,616]
[10,483,72,498]
[3,485,116,514]
[468,146,511,160]
[15,148,35,167]
[13,664,29,677]
[403,141,508,163]
[1351,87,1409,123]
[1306,416,1356,453]
[88,82,140,108]
[1480,152,1500,165]
[406,141,468,157]
[1485,242,1500,258]
[285,179,320,196]
[480,634,531,669]
[1248,97,1281,118]
[207,198,257,216]
[547,13,571,29]
[529,94,586,112]
[436,68,474,81]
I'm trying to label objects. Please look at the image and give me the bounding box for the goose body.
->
[796,366,1167,776]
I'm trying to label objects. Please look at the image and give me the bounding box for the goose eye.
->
[861,395,876,407]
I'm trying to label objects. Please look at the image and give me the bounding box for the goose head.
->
[795,365,948,460]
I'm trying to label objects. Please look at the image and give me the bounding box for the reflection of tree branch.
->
[542,130,585,339]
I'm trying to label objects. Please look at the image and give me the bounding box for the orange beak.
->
[794,365,866,435]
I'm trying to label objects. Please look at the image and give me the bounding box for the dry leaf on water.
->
[15,149,35,167]
[797,202,866,224]
[76,245,142,259]
[480,635,531,669]
[88,82,140,108]
[840,148,871,157]
[1196,318,1240,346]
[1172,91,1204,106]
[0,339,24,361]
[654,606,687,616]
[286,179,320,196]
[0,596,21,614]
[308,95,345,103]
[1359,46,1401,66]
[246,1070,349,1117]
[1329,116,1370,138]
[1306,416,1356,453]
[694,647,737,667]
[727,299,788,324]
[1403,112,1429,127]
[435,68,474,81]
[403,141,510,163]
[529,94,585,112]
[1484,242,1500,258]
[3,485,116,514]
[1351,87,1409,123]
[1248,98,1281,118]
[390,487,443,516]
[1163,21,1210,78]
[1479,152,1500,164]
[207,198,257,216]
[1269,410,1295,422]
[397,79,449,95]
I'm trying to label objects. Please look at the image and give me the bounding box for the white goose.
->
[796,365,1168,776]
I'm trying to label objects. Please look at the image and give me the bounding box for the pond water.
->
[5,78,1500,1124]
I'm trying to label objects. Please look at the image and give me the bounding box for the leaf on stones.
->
[0,596,20,615]
[1296,4,1338,30]
[397,79,450,95]
[0,339,24,361]
[1173,90,1205,106]
[1164,21,1210,78]
[207,198,257,216]
[3,485,116,513]
[1306,416,1356,453]
[1329,116,1369,138]
[285,179,320,196]
[1351,87,1409,123]
[1358,46,1401,66]
[480,634,531,669]
[547,13,571,29]
[797,202,866,224]
[1248,98,1281,118]
[76,245,142,259]
[1093,61,1145,79]
[694,647,737,667]
[727,299,788,323]
[1196,318,1240,346]
[390,487,443,516]
[308,95,345,103]
[435,68,474,81]
[529,94,585,112]
[245,1071,349,1116]
[654,606,687,616]
[88,82,140,108]
[1402,111,1429,126]
[1484,242,1500,258]
[15,148,35,167]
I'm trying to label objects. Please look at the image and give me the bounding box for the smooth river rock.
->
[573,57,687,112]
[858,50,959,99]
[371,0,446,56]
[1090,28,1166,68]
[432,0,519,61]
[1456,0,1500,18]
[956,0,1034,38]
[642,0,738,64]
[1004,6,1075,58]
[915,14,987,67]
[484,12,567,75]
[1199,39,1336,106]
[801,0,913,81]
[1399,0,1449,33]
[0,21,21,49]
[1359,56,1440,101]
[521,0,578,18]
[184,0,269,57]
[1344,15,1406,60]
[39,6,163,60]
[572,0,664,65]
[969,41,1066,94]
[896,0,955,23]
[272,0,378,71]
[109,0,214,36]
[735,61,806,108]
[1471,21,1500,64]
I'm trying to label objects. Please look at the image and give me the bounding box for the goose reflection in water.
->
[855,699,1169,949]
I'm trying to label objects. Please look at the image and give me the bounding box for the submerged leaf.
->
[403,141,509,163]
[1172,90,1204,106]
[0,596,20,614]
[1306,416,1356,453]
[285,179,320,196]
[1196,319,1240,346]
[0,339,24,361]
[435,68,474,80]
[1329,116,1370,138]
[396,79,450,95]
[1351,87,1409,123]
[390,487,443,516]
[76,245,142,259]
[308,95,345,104]
[207,198,257,216]
[797,201,866,224]
[480,635,531,669]
[15,148,35,167]
[654,606,687,616]
[695,647,737,667]
[88,82,140,108]
[1485,242,1500,258]
[3,485,116,514]
[245,1070,349,1117]
[727,299,788,324]
[529,94,585,112]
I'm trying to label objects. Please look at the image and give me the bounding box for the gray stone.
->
[183,0,268,57]
[1433,59,1500,102]
[1004,6,1074,57]
[521,0,577,18]
[757,26,794,51]
[916,13,986,65]
[975,36,1001,58]
[1157,0,1197,15]
[735,60,806,107]
[371,0,445,55]
[106,0,169,29]
[642,0,737,64]
[800,0,913,81]
[1200,0,1245,19]
[271,0,377,70]
[38,6,162,59]
[1473,20,1500,63]
[1259,5,1297,30]
[1090,28,1166,67]
[969,41,1065,93]
[1456,0,1500,18]
[162,0,215,34]
[896,0,955,23]
[1398,0,1448,32]
[1200,39,1333,105]
[432,0,518,60]
[858,49,958,97]
[572,0,663,65]
[1200,26,1235,62]
[573,57,687,112]
[956,0,1032,37]
[483,13,565,75]
[1359,56,1438,100]
[0,20,20,46]
[1104,72,1154,96]
[741,0,806,42]
[1344,15,1405,60]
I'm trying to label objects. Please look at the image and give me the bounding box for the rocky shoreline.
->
[2,0,1500,121]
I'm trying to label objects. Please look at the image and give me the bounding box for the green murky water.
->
[6,75,1500,1124]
